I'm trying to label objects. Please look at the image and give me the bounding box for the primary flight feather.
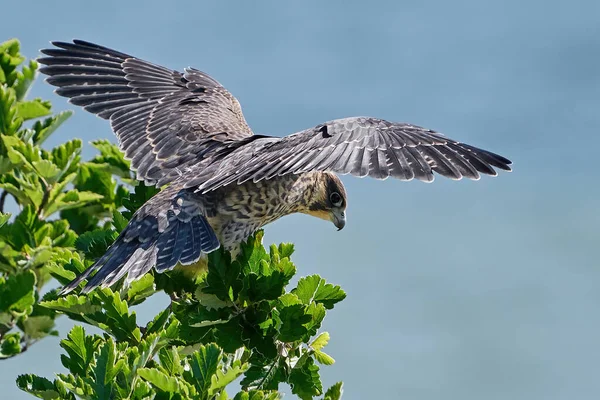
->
[38,40,511,294]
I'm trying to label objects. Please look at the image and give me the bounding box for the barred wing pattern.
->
[188,117,512,192]
[38,40,253,186]
[60,186,220,294]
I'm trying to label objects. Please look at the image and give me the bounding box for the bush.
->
[0,38,345,399]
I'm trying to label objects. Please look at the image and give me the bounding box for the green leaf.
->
[0,212,10,228]
[16,374,61,399]
[289,357,322,400]
[75,229,118,258]
[0,269,36,316]
[144,307,172,337]
[0,211,35,250]
[241,358,284,392]
[244,270,288,302]
[41,294,101,316]
[124,334,161,395]
[313,350,335,365]
[95,289,142,343]
[0,39,25,76]
[32,110,73,145]
[277,293,302,307]
[91,139,131,178]
[60,326,100,376]
[187,343,222,397]
[138,368,180,393]
[238,231,269,275]
[20,315,56,339]
[195,286,234,311]
[233,392,248,400]
[0,332,22,358]
[47,219,77,247]
[240,302,278,359]
[0,86,22,135]
[209,360,249,396]
[16,98,51,120]
[43,189,104,217]
[242,242,296,302]
[45,251,85,285]
[205,249,242,302]
[216,390,229,400]
[324,382,344,400]
[277,304,311,343]
[293,275,346,310]
[32,159,61,183]
[1,175,44,209]
[55,373,92,398]
[15,203,37,230]
[111,209,129,232]
[13,60,38,101]
[310,332,330,351]
[1,134,39,169]
[122,182,160,219]
[233,391,282,400]
[158,346,184,375]
[50,138,81,174]
[277,242,294,259]
[126,273,155,306]
[303,303,327,339]
[0,155,11,174]
[212,316,245,353]
[90,339,123,400]
[73,162,116,202]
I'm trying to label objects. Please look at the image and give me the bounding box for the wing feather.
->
[39,39,253,186]
[192,117,511,192]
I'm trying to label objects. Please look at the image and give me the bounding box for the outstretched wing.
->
[186,117,511,192]
[38,40,253,186]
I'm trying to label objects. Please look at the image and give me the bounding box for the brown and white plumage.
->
[38,40,511,294]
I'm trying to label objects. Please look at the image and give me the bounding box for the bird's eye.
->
[329,192,343,207]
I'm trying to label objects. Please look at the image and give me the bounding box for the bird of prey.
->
[38,40,511,294]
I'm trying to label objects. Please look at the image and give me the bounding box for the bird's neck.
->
[280,172,325,214]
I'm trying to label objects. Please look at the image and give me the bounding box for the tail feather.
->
[155,224,180,272]
[198,215,220,251]
[79,240,140,294]
[60,191,220,295]
[166,220,190,268]
[59,233,132,295]
[180,217,205,264]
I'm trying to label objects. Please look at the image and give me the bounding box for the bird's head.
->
[305,172,347,230]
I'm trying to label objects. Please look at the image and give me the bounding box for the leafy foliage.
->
[30,233,345,399]
[2,39,345,399]
[0,38,138,359]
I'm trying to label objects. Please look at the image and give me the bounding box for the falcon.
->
[38,40,511,294]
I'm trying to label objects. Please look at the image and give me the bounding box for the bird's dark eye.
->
[329,192,343,207]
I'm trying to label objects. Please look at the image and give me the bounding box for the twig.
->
[0,191,7,213]
[257,356,280,390]
[36,183,50,219]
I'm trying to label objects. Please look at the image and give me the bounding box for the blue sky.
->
[1,1,600,399]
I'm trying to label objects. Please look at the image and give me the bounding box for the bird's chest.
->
[206,177,303,249]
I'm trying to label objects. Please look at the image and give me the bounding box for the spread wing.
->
[38,40,253,186]
[186,117,511,192]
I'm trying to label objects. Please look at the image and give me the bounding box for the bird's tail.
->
[60,187,220,295]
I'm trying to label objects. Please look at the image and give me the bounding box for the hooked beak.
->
[331,210,346,231]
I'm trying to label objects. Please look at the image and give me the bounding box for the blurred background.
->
[1,0,598,398]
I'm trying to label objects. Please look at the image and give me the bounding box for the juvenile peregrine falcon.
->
[38,40,511,294]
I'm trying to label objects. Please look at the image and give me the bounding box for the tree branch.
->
[0,191,7,213]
